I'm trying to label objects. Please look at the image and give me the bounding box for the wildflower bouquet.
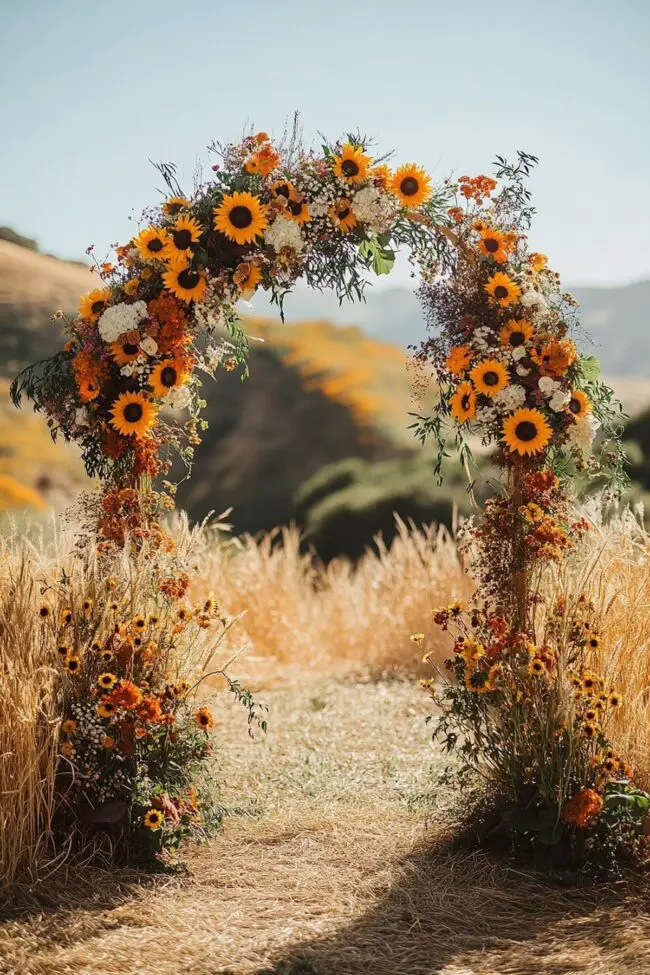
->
[40,512,265,861]
[12,126,445,489]
[416,155,649,877]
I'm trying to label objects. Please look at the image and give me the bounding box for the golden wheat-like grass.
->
[189,516,472,684]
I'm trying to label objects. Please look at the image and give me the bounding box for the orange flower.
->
[561,788,603,828]
[108,679,143,710]
[194,707,214,730]
[446,345,473,376]
[137,695,163,724]
[532,339,577,377]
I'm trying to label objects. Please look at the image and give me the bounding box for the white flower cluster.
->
[493,384,527,412]
[265,216,304,254]
[97,300,148,343]
[538,376,571,412]
[351,186,395,235]
[120,357,148,378]
[167,385,192,410]
[472,326,494,353]
[566,414,599,456]
[520,288,548,314]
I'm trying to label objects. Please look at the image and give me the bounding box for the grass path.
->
[3,680,650,975]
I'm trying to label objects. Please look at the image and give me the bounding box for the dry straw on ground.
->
[5,510,650,973]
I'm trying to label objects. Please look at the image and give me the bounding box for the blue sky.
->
[1,0,649,287]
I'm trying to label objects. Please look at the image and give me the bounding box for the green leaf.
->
[359,238,396,276]
[578,355,601,382]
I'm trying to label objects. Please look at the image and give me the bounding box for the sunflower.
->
[143,808,164,830]
[78,378,101,402]
[56,643,69,657]
[100,649,114,663]
[194,707,214,730]
[582,674,598,694]
[608,692,622,709]
[286,197,311,224]
[79,288,112,322]
[478,228,511,263]
[233,259,263,294]
[587,634,600,650]
[528,657,548,677]
[470,359,509,397]
[97,700,116,719]
[333,143,371,184]
[162,264,207,304]
[568,390,591,418]
[464,669,490,694]
[582,721,600,740]
[502,408,552,458]
[38,604,51,620]
[450,382,477,424]
[389,164,432,207]
[109,392,158,439]
[149,358,190,398]
[162,196,190,217]
[109,331,142,366]
[63,655,81,675]
[446,345,473,375]
[484,271,521,308]
[134,226,170,263]
[61,608,73,626]
[166,215,202,261]
[499,319,534,349]
[213,191,268,245]
[97,672,117,691]
[328,199,357,233]
[270,179,296,203]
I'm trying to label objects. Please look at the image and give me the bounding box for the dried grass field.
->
[4,512,650,974]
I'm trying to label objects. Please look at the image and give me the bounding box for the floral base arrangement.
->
[414,157,650,879]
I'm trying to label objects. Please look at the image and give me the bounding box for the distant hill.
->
[1,231,649,541]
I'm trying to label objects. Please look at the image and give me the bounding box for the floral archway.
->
[12,127,646,875]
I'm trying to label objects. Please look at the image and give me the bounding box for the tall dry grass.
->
[571,505,650,786]
[190,516,472,683]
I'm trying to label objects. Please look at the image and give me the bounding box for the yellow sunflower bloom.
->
[286,198,311,224]
[568,390,591,418]
[470,359,509,397]
[97,701,116,719]
[162,196,190,217]
[502,408,552,456]
[109,331,141,366]
[194,707,214,730]
[63,655,81,675]
[97,672,117,691]
[528,252,547,272]
[484,272,521,308]
[478,228,512,263]
[499,319,534,350]
[389,164,432,207]
[270,179,296,203]
[109,392,158,438]
[528,657,548,677]
[213,191,268,245]
[328,199,357,233]
[149,358,190,398]
[162,264,207,304]
[134,226,170,263]
[450,382,477,424]
[143,808,164,830]
[79,288,112,322]
[166,215,203,261]
[333,143,372,184]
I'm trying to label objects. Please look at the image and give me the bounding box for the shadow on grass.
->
[258,832,649,975]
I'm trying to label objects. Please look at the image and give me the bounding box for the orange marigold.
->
[108,679,143,710]
[561,788,604,828]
